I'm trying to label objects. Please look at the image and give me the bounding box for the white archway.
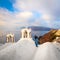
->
[21,28,32,39]
[6,33,15,43]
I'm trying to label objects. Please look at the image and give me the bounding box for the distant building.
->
[53,37,60,43]
[6,33,15,43]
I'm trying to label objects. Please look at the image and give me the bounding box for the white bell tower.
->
[20,28,32,39]
[6,33,15,43]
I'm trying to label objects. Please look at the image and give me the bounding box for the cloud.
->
[13,0,60,19]
[0,0,60,31]
[0,8,34,31]
[41,14,52,20]
[0,20,6,26]
[16,11,33,19]
[13,0,57,27]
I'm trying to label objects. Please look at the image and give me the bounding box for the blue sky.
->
[0,0,14,11]
[0,0,60,31]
